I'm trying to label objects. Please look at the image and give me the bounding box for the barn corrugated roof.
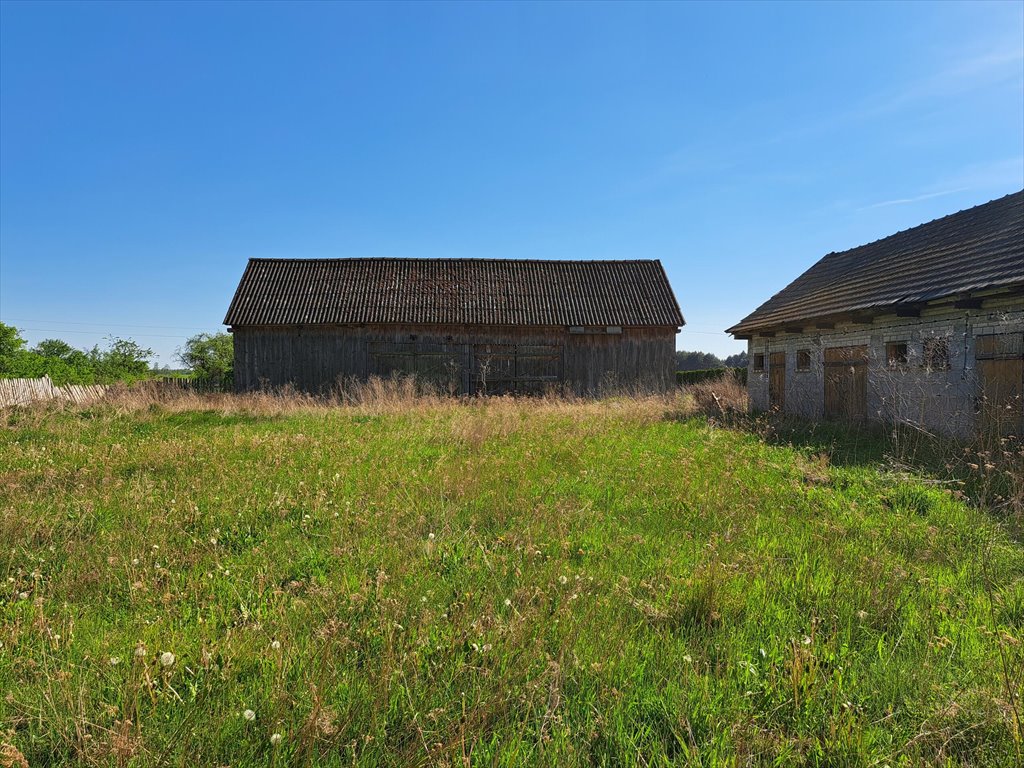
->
[224,258,685,328]
[727,190,1024,336]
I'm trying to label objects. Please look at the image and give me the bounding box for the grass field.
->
[1,393,1022,766]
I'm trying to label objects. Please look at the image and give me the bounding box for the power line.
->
[3,317,218,331]
[15,327,196,340]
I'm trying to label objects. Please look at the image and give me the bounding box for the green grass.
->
[0,399,1021,766]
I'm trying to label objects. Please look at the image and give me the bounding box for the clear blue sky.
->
[1,1,1021,364]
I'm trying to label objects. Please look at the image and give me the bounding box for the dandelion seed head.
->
[243,709,256,721]
[559,575,568,585]
[270,733,282,745]
[109,656,121,666]
[504,599,512,607]
[160,651,175,667]
[271,640,281,650]
[428,533,435,541]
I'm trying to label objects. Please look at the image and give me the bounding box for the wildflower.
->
[504,598,512,607]
[270,733,282,745]
[160,651,175,668]
[428,533,435,541]
[559,575,568,585]
[271,640,281,650]
[243,709,256,721]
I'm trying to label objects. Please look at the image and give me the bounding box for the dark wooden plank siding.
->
[233,324,676,395]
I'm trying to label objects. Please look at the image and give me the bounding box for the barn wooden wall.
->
[232,324,677,395]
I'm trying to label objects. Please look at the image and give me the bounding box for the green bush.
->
[676,367,747,387]
[0,322,153,385]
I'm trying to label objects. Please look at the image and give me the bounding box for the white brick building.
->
[727,191,1024,438]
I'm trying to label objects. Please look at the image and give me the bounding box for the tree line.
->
[0,322,234,386]
[675,349,747,371]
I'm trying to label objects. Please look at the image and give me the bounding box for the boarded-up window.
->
[796,349,811,371]
[922,337,950,371]
[368,342,467,391]
[886,341,909,368]
[753,353,765,371]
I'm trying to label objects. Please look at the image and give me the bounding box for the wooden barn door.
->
[824,345,868,421]
[768,352,786,411]
[976,333,1023,435]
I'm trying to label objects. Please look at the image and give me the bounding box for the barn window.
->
[886,341,909,368]
[796,349,812,371]
[753,353,765,371]
[922,337,950,371]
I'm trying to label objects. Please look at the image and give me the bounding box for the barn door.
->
[769,352,786,411]
[976,333,1023,435]
[824,345,868,421]
[472,344,562,395]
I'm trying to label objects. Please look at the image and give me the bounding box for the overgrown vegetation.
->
[175,332,234,389]
[0,322,153,385]
[676,366,747,387]
[1,385,1021,766]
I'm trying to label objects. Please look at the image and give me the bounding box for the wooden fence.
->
[0,376,109,407]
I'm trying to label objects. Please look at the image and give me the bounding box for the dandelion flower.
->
[270,733,282,745]
[160,651,175,667]
[243,709,256,721]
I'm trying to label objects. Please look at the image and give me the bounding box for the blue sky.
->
[1,1,1021,364]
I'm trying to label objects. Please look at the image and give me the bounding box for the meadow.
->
[0,386,1021,767]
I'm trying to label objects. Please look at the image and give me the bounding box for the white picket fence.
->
[0,376,108,407]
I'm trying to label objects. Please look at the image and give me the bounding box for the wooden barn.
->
[727,190,1024,437]
[224,258,684,395]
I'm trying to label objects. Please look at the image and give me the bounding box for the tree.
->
[177,332,233,384]
[724,351,749,368]
[88,337,153,381]
[674,350,724,371]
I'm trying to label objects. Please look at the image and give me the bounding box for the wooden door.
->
[769,351,786,411]
[824,345,868,421]
[976,333,1023,435]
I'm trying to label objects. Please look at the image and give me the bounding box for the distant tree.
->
[675,350,724,371]
[724,350,749,368]
[0,322,27,361]
[90,337,153,381]
[177,332,233,385]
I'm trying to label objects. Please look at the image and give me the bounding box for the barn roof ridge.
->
[243,257,665,265]
[727,189,1024,336]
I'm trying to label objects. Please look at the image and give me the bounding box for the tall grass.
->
[0,385,1021,766]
